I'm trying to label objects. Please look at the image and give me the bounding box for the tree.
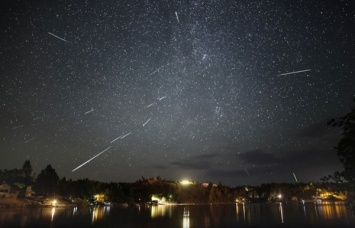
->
[328,98,355,187]
[22,160,33,183]
[35,164,59,196]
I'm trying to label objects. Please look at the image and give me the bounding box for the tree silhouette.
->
[328,98,355,187]
[22,160,32,179]
[35,164,59,196]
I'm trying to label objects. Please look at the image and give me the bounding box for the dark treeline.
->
[0,161,350,205]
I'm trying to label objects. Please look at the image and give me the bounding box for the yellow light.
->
[52,200,57,206]
[180,180,193,185]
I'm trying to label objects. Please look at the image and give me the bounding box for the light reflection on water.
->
[183,207,190,228]
[279,202,284,224]
[91,206,111,224]
[151,204,173,218]
[0,202,354,227]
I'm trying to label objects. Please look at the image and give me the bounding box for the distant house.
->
[202,183,217,188]
[0,183,18,198]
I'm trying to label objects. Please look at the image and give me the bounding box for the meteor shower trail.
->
[244,168,250,176]
[48,32,70,43]
[175,11,180,23]
[84,108,95,115]
[110,135,122,144]
[72,146,111,172]
[143,118,151,127]
[278,69,311,76]
[293,173,299,183]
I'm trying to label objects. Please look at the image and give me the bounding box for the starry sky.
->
[1,0,354,186]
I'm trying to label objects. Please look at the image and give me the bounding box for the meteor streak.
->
[25,137,36,143]
[48,32,70,43]
[110,135,122,144]
[143,118,151,127]
[72,146,111,172]
[175,11,180,23]
[120,132,132,139]
[84,108,95,115]
[278,69,311,76]
[293,172,298,183]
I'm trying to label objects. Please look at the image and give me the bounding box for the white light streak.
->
[48,32,70,43]
[84,108,95,115]
[120,132,132,139]
[244,168,250,176]
[278,69,311,76]
[72,146,111,172]
[149,63,169,75]
[143,118,151,127]
[175,11,180,23]
[146,103,154,108]
[293,172,298,183]
[11,125,23,130]
[158,96,166,101]
[25,137,36,143]
[110,135,122,144]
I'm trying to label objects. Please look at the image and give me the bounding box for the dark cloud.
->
[294,119,341,141]
[237,149,280,165]
[170,153,220,170]
[152,165,168,170]
[171,160,212,170]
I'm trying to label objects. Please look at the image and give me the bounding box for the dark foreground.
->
[1,202,355,227]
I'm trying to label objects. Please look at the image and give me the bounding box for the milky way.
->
[1,0,354,185]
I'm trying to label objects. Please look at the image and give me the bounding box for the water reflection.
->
[182,207,190,228]
[235,203,246,223]
[151,205,173,218]
[72,206,77,216]
[279,203,284,224]
[51,207,55,222]
[91,206,111,224]
[0,203,354,227]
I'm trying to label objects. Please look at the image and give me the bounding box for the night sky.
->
[1,0,354,186]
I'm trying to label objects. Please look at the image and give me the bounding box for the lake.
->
[1,202,354,227]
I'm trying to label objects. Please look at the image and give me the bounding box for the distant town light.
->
[180,180,193,185]
[52,199,57,206]
[277,194,282,199]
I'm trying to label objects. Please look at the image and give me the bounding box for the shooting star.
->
[244,168,250,176]
[158,96,166,101]
[149,63,169,75]
[34,115,50,121]
[175,11,180,23]
[120,132,132,139]
[84,108,95,115]
[11,125,23,130]
[48,32,70,43]
[110,135,122,144]
[72,146,111,172]
[293,172,299,183]
[25,137,36,143]
[278,69,311,76]
[146,103,154,108]
[143,118,151,127]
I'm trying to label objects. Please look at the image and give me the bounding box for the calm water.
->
[1,202,354,227]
